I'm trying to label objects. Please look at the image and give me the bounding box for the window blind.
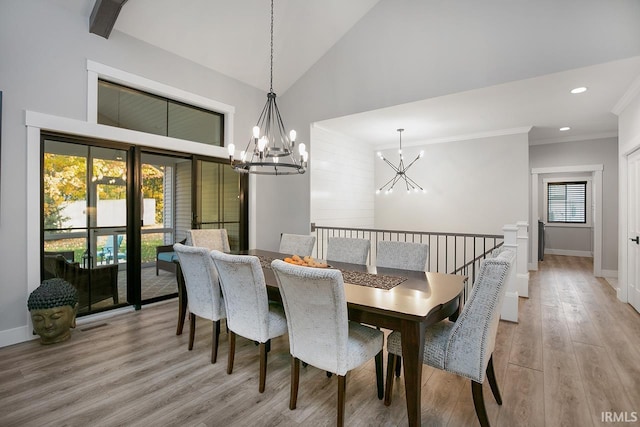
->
[547,182,587,223]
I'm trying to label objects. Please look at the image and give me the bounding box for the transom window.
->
[547,181,587,224]
[97,80,224,147]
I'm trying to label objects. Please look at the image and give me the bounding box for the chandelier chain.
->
[269,0,274,92]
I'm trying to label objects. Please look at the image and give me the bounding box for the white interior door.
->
[627,149,640,313]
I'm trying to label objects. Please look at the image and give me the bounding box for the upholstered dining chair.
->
[187,229,230,252]
[279,233,316,257]
[271,259,384,427]
[210,250,288,393]
[376,241,429,271]
[326,237,370,265]
[173,243,226,364]
[384,249,515,427]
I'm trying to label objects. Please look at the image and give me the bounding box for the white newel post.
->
[516,221,530,298]
[501,224,519,322]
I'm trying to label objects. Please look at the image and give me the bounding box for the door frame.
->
[530,164,603,276]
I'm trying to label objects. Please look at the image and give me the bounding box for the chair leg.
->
[188,315,196,351]
[375,350,383,400]
[290,357,300,410]
[259,342,267,393]
[395,355,402,377]
[471,381,490,427]
[227,331,236,374]
[337,374,347,427]
[486,355,502,405]
[211,320,220,364]
[384,353,397,406]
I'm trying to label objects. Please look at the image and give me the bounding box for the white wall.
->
[530,138,618,271]
[310,126,375,228]
[617,79,640,302]
[374,133,529,235]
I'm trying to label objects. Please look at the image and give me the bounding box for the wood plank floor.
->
[1,255,639,426]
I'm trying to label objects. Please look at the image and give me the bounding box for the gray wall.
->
[2,0,640,341]
[529,138,618,271]
[275,0,640,251]
[374,133,529,235]
[0,1,266,335]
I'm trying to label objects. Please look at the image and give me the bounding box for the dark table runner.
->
[257,255,407,290]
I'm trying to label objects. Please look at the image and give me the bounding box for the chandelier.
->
[227,0,307,175]
[376,129,425,194]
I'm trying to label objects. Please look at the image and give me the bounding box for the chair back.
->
[445,249,515,382]
[271,259,350,375]
[210,251,271,342]
[186,229,230,252]
[173,243,224,321]
[376,241,429,271]
[326,237,370,265]
[279,233,316,257]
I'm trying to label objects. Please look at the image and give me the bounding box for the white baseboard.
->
[0,305,136,349]
[601,269,618,278]
[528,262,538,271]
[544,249,593,257]
[0,325,37,348]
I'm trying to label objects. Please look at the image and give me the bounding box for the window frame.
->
[543,177,592,228]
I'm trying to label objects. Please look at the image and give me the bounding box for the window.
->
[97,80,224,147]
[547,181,587,224]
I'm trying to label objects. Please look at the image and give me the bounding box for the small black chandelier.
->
[227,0,307,175]
[376,129,425,194]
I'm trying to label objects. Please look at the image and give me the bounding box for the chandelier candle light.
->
[227,0,307,175]
[376,128,425,194]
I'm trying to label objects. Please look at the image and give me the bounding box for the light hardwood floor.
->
[1,255,639,426]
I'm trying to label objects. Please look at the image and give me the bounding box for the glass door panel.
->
[43,140,128,314]
[140,152,192,302]
[194,159,244,252]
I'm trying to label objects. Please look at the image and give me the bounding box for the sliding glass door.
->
[42,135,248,315]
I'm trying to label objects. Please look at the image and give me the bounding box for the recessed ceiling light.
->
[559,127,571,131]
[570,87,587,94]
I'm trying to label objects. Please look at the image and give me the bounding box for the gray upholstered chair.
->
[186,229,230,252]
[384,249,515,427]
[173,243,226,364]
[210,250,288,393]
[279,233,316,257]
[271,259,384,427]
[376,241,429,271]
[326,237,370,265]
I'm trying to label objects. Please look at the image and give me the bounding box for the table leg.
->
[401,319,426,427]
[175,262,188,335]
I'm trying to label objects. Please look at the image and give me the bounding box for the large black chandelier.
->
[376,129,425,194]
[227,0,307,175]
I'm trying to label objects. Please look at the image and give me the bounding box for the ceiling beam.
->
[89,0,128,39]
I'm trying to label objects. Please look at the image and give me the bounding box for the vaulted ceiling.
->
[86,0,640,146]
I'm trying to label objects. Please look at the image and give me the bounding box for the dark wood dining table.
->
[175,249,466,427]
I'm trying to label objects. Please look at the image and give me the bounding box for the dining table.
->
[175,249,466,427]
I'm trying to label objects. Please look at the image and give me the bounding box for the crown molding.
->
[529,131,618,146]
[612,74,640,115]
[374,126,532,150]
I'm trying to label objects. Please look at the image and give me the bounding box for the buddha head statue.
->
[27,278,79,345]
